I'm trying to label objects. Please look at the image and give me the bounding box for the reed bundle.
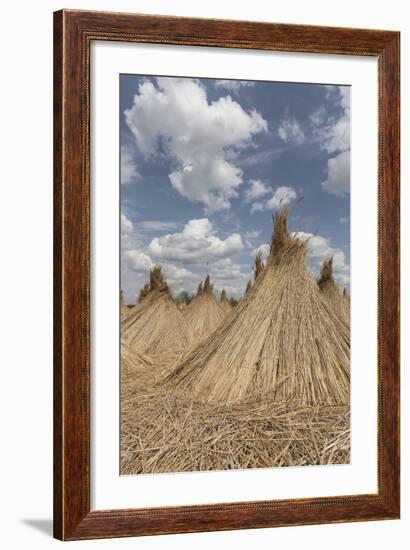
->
[166,209,350,405]
[120,290,131,321]
[122,266,195,356]
[184,275,227,341]
[318,257,350,324]
[220,288,233,314]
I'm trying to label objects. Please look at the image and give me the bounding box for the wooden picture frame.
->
[54,9,400,541]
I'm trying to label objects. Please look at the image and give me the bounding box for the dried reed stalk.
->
[121,388,350,474]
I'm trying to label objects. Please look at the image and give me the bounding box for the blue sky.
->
[120,75,350,304]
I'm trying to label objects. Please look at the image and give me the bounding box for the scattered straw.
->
[121,388,349,474]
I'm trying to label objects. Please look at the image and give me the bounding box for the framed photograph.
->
[54,9,400,540]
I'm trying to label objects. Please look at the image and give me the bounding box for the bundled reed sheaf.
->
[318,257,350,323]
[219,288,233,314]
[121,266,194,357]
[343,288,351,321]
[166,209,350,405]
[120,290,131,321]
[254,249,265,281]
[184,274,227,342]
[138,283,150,304]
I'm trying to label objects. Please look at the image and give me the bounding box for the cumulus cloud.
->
[214,80,255,93]
[121,213,133,234]
[309,106,326,128]
[244,229,262,248]
[312,86,350,154]
[148,218,244,264]
[211,258,248,281]
[162,263,197,287]
[295,231,350,288]
[244,179,271,203]
[124,77,267,211]
[125,249,154,272]
[251,186,297,213]
[310,86,351,197]
[120,146,139,185]
[266,186,297,209]
[278,117,305,145]
[321,150,350,196]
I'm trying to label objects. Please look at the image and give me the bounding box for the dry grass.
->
[121,388,350,474]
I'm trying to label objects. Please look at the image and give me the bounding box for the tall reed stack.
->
[121,266,194,356]
[167,209,350,405]
[219,288,233,314]
[184,274,227,342]
[317,257,350,324]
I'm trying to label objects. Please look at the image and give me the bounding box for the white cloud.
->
[214,80,255,93]
[162,263,197,287]
[278,118,305,145]
[250,201,264,213]
[309,106,326,128]
[211,258,247,281]
[125,249,154,272]
[250,186,297,213]
[266,186,297,209]
[244,179,271,202]
[339,216,349,224]
[244,229,262,248]
[295,232,350,288]
[120,146,139,185]
[124,77,267,211]
[148,218,244,264]
[321,150,350,196]
[121,213,133,234]
[312,86,350,154]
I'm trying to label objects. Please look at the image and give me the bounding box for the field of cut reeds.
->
[120,208,350,475]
